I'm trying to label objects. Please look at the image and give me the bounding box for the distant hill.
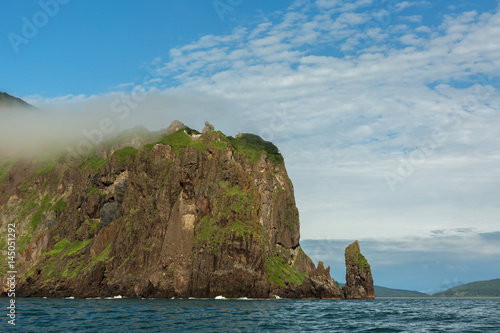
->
[374,286,428,297]
[337,283,428,297]
[432,278,500,297]
[0,91,34,109]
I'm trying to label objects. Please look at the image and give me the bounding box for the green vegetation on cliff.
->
[94,243,113,264]
[113,146,140,165]
[346,241,370,270]
[150,129,193,152]
[48,239,72,256]
[30,194,56,231]
[229,133,283,164]
[356,253,370,269]
[196,181,260,253]
[82,154,107,171]
[144,128,283,165]
[266,255,306,287]
[63,239,92,258]
[77,219,100,235]
[50,200,67,212]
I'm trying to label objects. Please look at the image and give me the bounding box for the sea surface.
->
[2,297,499,332]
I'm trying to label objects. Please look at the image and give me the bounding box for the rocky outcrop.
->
[342,241,374,299]
[0,122,372,299]
[165,120,185,135]
[202,121,215,134]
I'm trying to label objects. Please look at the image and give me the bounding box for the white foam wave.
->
[215,295,227,300]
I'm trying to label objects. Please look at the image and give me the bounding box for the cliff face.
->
[342,241,375,299]
[0,124,371,299]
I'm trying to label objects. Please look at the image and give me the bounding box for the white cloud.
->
[112,82,135,89]
[23,2,500,244]
[395,1,413,11]
[400,14,423,22]
[316,0,372,12]
[336,12,371,25]
[415,25,432,33]
[394,1,430,12]
[399,33,426,46]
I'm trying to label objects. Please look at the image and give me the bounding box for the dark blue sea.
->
[2,297,499,332]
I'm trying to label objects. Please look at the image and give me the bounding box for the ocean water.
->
[2,297,499,332]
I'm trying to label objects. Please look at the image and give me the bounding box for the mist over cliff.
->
[0,92,244,159]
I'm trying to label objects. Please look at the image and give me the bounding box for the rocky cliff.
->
[0,122,373,299]
[343,240,375,299]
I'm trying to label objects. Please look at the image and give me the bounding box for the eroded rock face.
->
[0,127,363,299]
[342,241,375,299]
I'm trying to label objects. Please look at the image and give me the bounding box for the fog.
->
[0,91,244,159]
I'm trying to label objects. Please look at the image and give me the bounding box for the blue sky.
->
[2,0,500,292]
[1,0,292,96]
[2,0,497,96]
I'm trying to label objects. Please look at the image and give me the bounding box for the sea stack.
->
[342,240,375,299]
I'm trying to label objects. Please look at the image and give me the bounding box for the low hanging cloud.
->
[0,91,246,159]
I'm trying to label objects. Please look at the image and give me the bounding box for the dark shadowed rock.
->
[342,240,374,299]
[100,202,120,229]
[100,180,127,229]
